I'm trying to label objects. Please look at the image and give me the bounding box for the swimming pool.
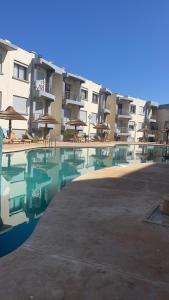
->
[0,144,168,257]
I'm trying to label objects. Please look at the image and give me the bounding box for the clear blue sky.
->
[1,0,169,103]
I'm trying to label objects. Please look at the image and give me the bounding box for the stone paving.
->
[0,163,169,299]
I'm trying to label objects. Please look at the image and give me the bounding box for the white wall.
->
[81,79,101,136]
[129,98,146,141]
[0,44,34,135]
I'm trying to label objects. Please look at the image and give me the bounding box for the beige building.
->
[62,76,116,140]
[114,93,159,142]
[0,38,162,143]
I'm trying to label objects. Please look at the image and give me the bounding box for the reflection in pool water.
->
[0,145,168,257]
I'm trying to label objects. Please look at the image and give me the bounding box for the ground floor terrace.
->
[0,143,169,299]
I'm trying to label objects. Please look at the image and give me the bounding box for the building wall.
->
[0,44,34,136]
[50,73,63,138]
[129,98,146,142]
[81,79,101,136]
[157,106,169,130]
[106,95,116,140]
[157,105,169,142]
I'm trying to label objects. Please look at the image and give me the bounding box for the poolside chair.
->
[22,131,33,143]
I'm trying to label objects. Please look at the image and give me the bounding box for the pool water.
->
[0,145,168,257]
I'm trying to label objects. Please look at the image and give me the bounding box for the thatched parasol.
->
[66,119,87,132]
[33,114,59,139]
[93,123,110,131]
[0,106,26,140]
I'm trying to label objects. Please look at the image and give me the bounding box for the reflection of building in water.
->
[0,149,61,233]
[112,145,164,165]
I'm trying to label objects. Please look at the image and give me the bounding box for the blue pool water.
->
[0,145,168,257]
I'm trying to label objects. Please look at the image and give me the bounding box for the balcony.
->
[104,106,111,115]
[149,115,157,123]
[35,82,55,101]
[117,110,131,119]
[63,92,84,108]
[116,127,130,136]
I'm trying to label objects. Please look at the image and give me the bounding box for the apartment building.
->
[114,94,159,142]
[0,38,163,143]
[62,77,116,140]
[30,57,64,138]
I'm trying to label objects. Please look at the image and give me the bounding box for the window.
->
[139,106,144,115]
[13,96,29,114]
[129,121,135,130]
[91,113,97,124]
[13,62,27,81]
[118,103,123,114]
[64,108,71,118]
[138,122,143,130]
[80,110,87,123]
[65,83,71,99]
[130,104,136,114]
[36,70,45,91]
[9,195,24,215]
[81,88,88,101]
[92,92,99,104]
[0,54,2,73]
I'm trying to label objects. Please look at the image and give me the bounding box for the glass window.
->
[92,92,99,104]
[80,110,87,122]
[130,104,136,114]
[13,96,29,114]
[65,83,71,99]
[81,88,88,101]
[0,54,2,72]
[129,121,135,130]
[139,106,144,115]
[91,113,97,124]
[13,62,27,81]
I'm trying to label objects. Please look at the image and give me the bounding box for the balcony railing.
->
[64,91,82,102]
[35,82,52,94]
[117,109,130,116]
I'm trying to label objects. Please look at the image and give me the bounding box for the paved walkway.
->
[0,163,169,299]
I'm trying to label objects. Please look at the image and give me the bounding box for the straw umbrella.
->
[33,114,59,139]
[93,123,110,131]
[66,119,87,132]
[93,123,110,141]
[0,106,26,140]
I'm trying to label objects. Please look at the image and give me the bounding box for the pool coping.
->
[2,141,167,154]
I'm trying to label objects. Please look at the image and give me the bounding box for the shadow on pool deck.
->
[0,163,169,300]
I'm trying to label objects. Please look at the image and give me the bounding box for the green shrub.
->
[63,130,75,141]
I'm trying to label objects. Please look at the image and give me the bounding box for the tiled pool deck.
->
[0,162,169,299]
